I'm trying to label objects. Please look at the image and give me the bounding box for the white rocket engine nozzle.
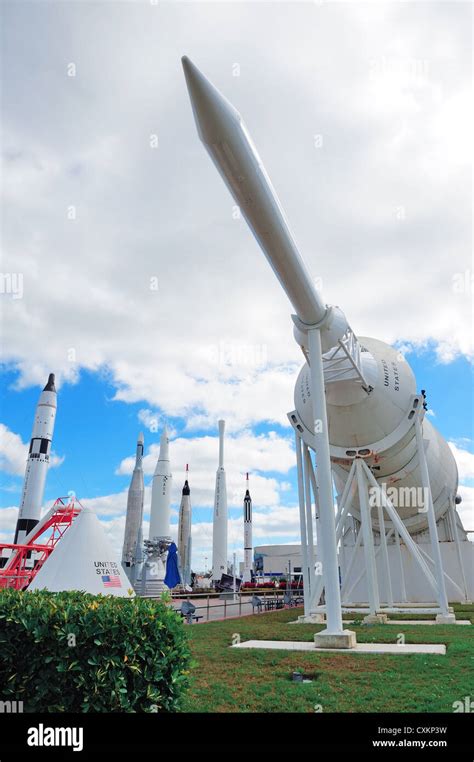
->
[182,56,336,333]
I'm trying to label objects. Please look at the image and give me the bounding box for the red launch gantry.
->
[0,496,82,590]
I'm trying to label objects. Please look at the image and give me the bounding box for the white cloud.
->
[1,1,471,430]
[0,507,19,544]
[456,485,473,533]
[116,429,295,508]
[449,442,474,482]
[0,423,64,476]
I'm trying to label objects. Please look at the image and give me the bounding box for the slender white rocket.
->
[243,472,253,583]
[212,420,228,582]
[178,464,192,587]
[148,427,172,540]
[121,432,145,581]
[14,373,57,544]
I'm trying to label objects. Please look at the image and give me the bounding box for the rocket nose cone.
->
[43,373,56,392]
[182,56,240,142]
[138,432,144,444]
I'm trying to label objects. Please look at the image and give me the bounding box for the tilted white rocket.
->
[182,57,472,624]
[212,419,228,582]
[121,432,145,583]
[243,473,253,583]
[148,427,172,540]
[14,373,57,545]
[177,464,192,587]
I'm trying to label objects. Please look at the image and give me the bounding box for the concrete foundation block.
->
[297,613,325,624]
[363,613,389,624]
[314,629,357,650]
[435,613,457,624]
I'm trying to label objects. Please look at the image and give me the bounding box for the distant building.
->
[254,544,303,579]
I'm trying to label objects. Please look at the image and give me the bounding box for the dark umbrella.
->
[164,542,181,589]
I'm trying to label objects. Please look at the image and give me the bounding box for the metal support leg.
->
[377,505,393,607]
[414,418,450,617]
[307,327,345,637]
[361,460,438,595]
[394,529,407,603]
[295,431,310,616]
[308,459,357,613]
[448,499,470,602]
[340,525,363,601]
[356,459,380,614]
[343,529,394,603]
[303,444,317,602]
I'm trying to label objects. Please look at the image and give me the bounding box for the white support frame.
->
[291,400,459,620]
[448,498,470,602]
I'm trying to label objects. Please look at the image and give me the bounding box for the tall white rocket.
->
[148,427,172,540]
[212,419,228,582]
[243,472,253,583]
[177,464,192,587]
[14,373,57,545]
[121,432,145,583]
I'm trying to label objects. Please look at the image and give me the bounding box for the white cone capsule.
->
[148,427,172,540]
[177,465,192,587]
[121,432,145,581]
[212,420,228,582]
[14,374,57,545]
[243,473,253,583]
[28,507,134,597]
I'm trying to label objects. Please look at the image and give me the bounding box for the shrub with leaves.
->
[0,589,191,712]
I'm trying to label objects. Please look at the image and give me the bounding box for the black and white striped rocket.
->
[212,419,228,582]
[121,432,145,584]
[178,464,192,587]
[14,373,57,545]
[243,472,253,583]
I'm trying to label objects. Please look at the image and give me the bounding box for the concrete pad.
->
[436,613,457,624]
[231,640,446,655]
[380,619,470,626]
[338,619,471,627]
[314,629,356,649]
[291,617,471,626]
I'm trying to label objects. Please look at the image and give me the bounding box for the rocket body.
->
[243,474,253,583]
[178,469,192,586]
[212,420,228,582]
[182,58,462,542]
[14,374,57,544]
[148,428,172,540]
[131,525,144,586]
[121,433,145,582]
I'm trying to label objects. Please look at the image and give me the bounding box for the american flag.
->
[102,575,122,588]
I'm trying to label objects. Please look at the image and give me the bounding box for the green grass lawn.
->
[181,603,474,713]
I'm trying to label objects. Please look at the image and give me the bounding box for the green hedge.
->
[0,589,191,712]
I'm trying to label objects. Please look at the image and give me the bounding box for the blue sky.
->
[1,1,473,566]
[1,343,473,566]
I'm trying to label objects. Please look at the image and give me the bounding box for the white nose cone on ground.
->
[28,507,134,596]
